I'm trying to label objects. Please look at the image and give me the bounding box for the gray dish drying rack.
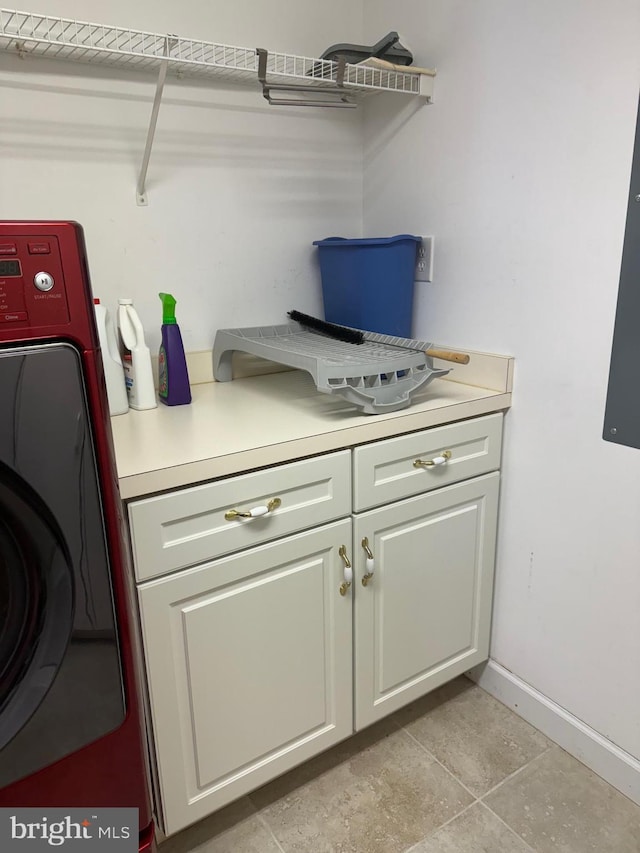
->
[212,323,449,414]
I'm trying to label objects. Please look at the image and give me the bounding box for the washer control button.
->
[0,244,17,255]
[34,272,54,292]
[28,242,51,255]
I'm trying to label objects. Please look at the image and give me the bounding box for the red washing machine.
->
[0,221,155,851]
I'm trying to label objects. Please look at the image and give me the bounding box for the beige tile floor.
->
[159,677,640,853]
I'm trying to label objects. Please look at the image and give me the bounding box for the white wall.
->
[364,0,640,758]
[0,0,364,352]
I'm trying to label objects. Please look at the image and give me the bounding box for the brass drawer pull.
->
[414,450,452,469]
[361,537,375,586]
[339,544,352,596]
[225,497,281,521]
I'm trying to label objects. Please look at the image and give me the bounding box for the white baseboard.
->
[467,659,640,806]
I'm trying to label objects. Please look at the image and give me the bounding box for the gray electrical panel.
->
[603,96,640,449]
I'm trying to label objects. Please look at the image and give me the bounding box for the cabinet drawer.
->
[353,413,502,511]
[129,450,351,581]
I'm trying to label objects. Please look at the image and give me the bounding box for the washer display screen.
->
[0,260,21,277]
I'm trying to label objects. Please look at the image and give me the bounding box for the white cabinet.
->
[138,521,353,834]
[349,413,502,729]
[353,473,499,730]
[129,412,503,835]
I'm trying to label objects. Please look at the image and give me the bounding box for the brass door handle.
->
[225,497,281,521]
[361,537,375,586]
[339,544,352,596]
[414,450,452,468]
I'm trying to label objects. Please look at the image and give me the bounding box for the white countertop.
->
[111,349,513,500]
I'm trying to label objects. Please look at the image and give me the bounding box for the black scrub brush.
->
[288,310,364,344]
[287,310,471,364]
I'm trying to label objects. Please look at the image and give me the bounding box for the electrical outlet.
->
[415,236,434,282]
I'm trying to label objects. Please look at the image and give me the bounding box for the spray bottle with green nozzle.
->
[158,292,191,406]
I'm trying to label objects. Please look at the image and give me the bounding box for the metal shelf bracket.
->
[256,48,356,109]
[136,35,177,206]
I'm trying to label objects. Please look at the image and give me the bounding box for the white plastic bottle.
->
[117,298,157,410]
[94,298,129,416]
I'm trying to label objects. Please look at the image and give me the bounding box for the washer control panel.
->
[0,237,70,326]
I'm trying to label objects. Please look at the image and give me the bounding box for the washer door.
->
[0,463,74,749]
[0,343,126,787]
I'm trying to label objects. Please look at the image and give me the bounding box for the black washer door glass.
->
[0,343,125,788]
[0,463,74,750]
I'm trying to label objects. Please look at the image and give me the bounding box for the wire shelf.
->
[0,8,433,97]
[0,8,435,202]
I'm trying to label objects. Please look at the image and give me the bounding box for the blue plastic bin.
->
[313,234,420,338]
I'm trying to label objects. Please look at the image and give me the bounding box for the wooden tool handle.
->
[425,348,470,365]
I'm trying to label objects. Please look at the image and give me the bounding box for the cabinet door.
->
[354,472,499,730]
[138,520,353,835]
